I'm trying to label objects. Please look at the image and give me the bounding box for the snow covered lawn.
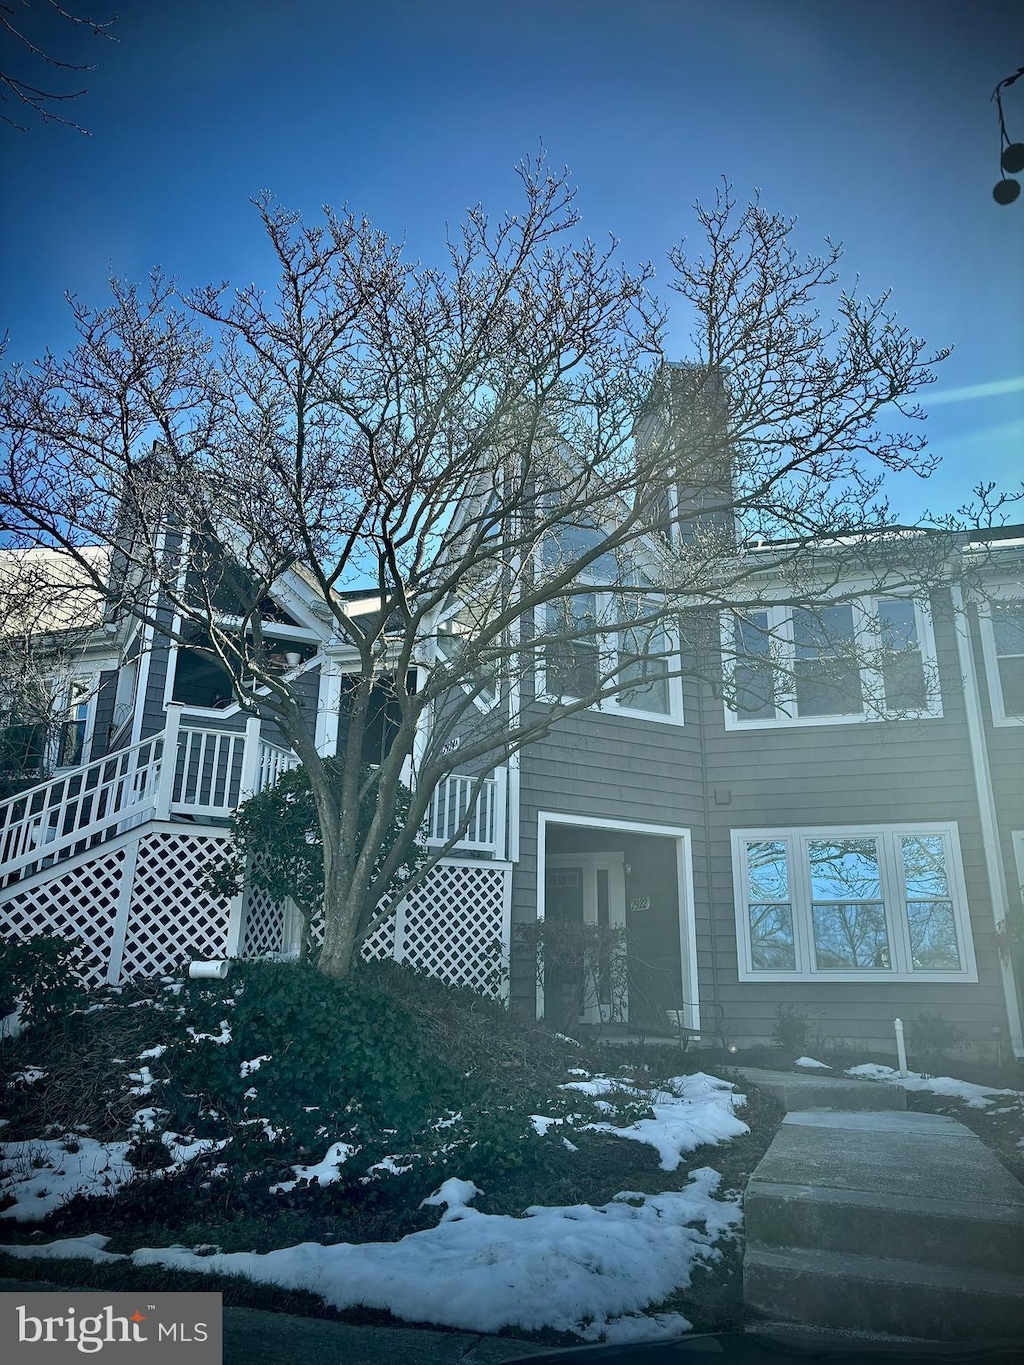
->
[3,1169,741,1340]
[845,1063,1020,1110]
[0,962,763,1343]
[1,1076,751,1341]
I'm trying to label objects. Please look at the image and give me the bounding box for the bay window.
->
[732,824,976,981]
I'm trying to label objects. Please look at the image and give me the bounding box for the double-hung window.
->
[538,593,682,722]
[732,824,976,982]
[536,506,682,721]
[725,595,938,727]
[435,616,501,712]
[616,609,674,715]
[979,597,1024,725]
[54,678,93,767]
[543,594,601,701]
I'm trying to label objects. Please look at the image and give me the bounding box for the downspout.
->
[950,582,1024,1058]
[696,668,727,1050]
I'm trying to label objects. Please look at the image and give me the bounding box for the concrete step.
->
[746,1180,1024,1276]
[744,1244,1024,1341]
[736,1067,906,1112]
[745,1111,1024,1275]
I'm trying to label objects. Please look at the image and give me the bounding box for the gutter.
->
[950,582,1024,1058]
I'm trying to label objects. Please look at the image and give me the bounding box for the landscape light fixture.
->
[992,65,1024,204]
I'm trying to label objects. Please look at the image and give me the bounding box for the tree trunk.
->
[315,818,364,979]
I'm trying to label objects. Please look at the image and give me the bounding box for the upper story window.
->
[724,595,940,728]
[53,678,93,768]
[979,597,1024,726]
[732,823,976,983]
[435,615,501,712]
[538,593,683,723]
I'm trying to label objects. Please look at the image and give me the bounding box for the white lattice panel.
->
[0,847,126,988]
[240,883,289,959]
[119,832,232,980]
[394,861,509,997]
[303,905,324,954]
[360,906,395,962]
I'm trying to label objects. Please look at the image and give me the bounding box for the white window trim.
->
[722,593,942,730]
[977,590,1024,728]
[537,811,699,1032]
[48,670,102,771]
[434,629,502,714]
[731,822,977,983]
[535,594,684,725]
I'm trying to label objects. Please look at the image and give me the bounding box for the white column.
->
[492,767,508,862]
[153,702,183,821]
[315,654,343,757]
[238,713,263,800]
[107,832,142,984]
[951,584,1023,1057]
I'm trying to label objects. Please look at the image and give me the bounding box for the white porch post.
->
[107,832,143,984]
[224,882,248,959]
[238,714,263,801]
[493,767,508,861]
[315,654,343,757]
[153,702,183,821]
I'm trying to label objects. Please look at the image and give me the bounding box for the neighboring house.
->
[1,504,1022,1063]
[0,547,113,792]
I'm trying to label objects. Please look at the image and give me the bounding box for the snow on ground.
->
[2,1233,117,1263]
[10,1067,46,1084]
[561,1072,749,1172]
[270,1140,359,1193]
[0,1130,232,1221]
[845,1064,1018,1109]
[4,1168,741,1340]
[794,1057,831,1069]
[0,1138,134,1222]
[186,1021,231,1044]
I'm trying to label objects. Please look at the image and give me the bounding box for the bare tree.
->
[0,163,952,979]
[1,0,116,132]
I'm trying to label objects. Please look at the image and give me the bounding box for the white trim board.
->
[730,821,978,985]
[535,811,699,1032]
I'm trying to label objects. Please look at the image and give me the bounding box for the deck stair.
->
[740,1068,1024,1340]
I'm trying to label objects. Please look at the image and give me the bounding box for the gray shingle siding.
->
[510,589,1018,1049]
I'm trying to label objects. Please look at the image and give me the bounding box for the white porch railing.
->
[257,738,301,793]
[0,731,164,888]
[0,706,507,899]
[0,704,300,892]
[425,769,507,859]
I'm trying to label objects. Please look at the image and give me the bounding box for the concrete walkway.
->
[739,1068,1024,1340]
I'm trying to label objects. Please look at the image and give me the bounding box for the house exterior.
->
[504,529,1024,1061]
[1,511,1022,1062]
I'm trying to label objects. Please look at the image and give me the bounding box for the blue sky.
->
[1,0,1021,522]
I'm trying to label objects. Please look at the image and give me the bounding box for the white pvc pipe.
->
[894,1017,908,1077]
[188,960,231,980]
